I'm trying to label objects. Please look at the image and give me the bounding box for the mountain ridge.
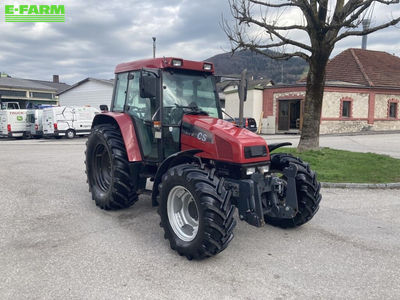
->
[205,50,308,84]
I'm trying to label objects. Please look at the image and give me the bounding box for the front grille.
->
[244,145,267,159]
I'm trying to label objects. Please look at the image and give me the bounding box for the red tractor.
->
[86,57,321,260]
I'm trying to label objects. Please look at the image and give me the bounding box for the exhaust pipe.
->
[238,69,247,128]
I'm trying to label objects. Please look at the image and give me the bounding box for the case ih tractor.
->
[86,57,321,260]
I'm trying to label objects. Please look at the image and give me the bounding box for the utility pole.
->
[152,37,156,58]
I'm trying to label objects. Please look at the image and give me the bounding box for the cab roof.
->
[115,57,214,74]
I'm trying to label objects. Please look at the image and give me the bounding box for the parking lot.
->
[1,137,400,299]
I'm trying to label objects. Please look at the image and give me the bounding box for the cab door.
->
[125,71,160,161]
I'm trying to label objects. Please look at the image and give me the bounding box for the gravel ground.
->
[0,139,399,299]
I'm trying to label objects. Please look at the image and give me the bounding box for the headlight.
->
[171,59,183,67]
[258,165,270,174]
[246,167,256,175]
[203,63,213,71]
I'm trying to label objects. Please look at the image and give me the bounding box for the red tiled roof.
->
[325,48,400,88]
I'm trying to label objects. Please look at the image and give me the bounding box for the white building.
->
[222,79,274,128]
[58,78,113,109]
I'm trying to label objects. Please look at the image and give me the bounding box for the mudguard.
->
[92,112,142,162]
[151,149,202,206]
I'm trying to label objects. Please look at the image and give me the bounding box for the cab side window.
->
[113,72,128,111]
[126,72,151,121]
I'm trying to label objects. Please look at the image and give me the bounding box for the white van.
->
[0,109,27,138]
[42,106,99,139]
[26,109,44,138]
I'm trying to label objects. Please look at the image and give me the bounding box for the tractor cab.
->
[110,58,221,162]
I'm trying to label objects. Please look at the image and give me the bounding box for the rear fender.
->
[151,149,202,206]
[92,113,142,162]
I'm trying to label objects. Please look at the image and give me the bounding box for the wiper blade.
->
[174,103,208,116]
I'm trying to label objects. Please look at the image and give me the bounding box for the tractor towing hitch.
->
[226,162,299,227]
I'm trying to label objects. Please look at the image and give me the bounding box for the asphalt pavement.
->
[0,137,399,299]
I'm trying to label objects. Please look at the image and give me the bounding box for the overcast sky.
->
[0,0,399,84]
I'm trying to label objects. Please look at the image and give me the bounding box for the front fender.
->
[92,112,142,162]
[151,149,202,206]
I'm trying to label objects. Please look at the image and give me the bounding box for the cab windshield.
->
[162,70,220,125]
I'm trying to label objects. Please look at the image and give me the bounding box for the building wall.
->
[0,87,57,108]
[59,80,113,109]
[374,94,399,119]
[263,87,400,135]
[322,92,369,118]
[320,120,371,134]
[224,89,263,123]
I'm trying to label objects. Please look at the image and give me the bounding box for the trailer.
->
[0,109,27,138]
[42,106,99,139]
[26,109,44,138]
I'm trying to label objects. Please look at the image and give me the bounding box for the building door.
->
[278,100,289,131]
[278,99,302,131]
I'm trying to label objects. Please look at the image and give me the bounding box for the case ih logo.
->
[5,4,65,22]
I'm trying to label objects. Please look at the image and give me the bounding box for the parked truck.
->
[42,106,99,139]
[0,109,27,138]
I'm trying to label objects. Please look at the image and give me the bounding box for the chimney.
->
[361,19,371,50]
[53,75,59,83]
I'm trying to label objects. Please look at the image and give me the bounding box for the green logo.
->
[17,116,23,121]
[5,5,65,22]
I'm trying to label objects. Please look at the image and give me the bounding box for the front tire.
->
[158,164,236,260]
[264,153,322,228]
[85,124,138,210]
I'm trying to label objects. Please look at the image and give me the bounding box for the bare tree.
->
[223,0,400,150]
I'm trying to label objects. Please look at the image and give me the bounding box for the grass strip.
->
[271,147,400,183]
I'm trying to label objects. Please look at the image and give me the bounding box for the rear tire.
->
[66,129,76,139]
[85,124,138,210]
[158,164,236,260]
[264,153,322,228]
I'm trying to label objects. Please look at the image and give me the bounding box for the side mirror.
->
[100,105,108,111]
[140,71,157,99]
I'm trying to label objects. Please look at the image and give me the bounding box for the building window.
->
[31,92,54,99]
[388,100,398,119]
[0,89,26,97]
[340,98,352,118]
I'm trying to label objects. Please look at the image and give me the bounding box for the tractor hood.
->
[180,115,270,164]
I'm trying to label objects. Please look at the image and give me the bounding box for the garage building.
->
[58,78,114,109]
